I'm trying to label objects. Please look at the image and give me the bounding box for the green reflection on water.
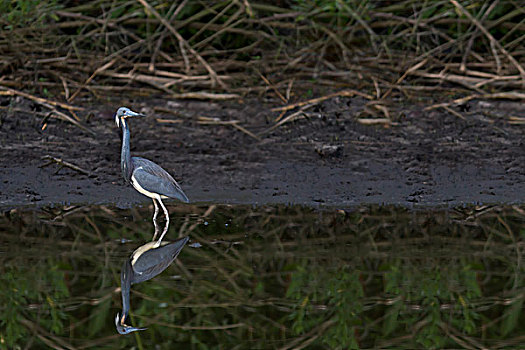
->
[0,205,524,349]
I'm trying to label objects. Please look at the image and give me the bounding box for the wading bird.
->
[116,236,189,334]
[115,107,189,245]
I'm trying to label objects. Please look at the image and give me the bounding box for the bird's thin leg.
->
[154,197,170,247]
[152,198,160,241]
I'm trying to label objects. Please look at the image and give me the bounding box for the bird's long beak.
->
[115,313,148,334]
[124,110,146,118]
[122,325,147,334]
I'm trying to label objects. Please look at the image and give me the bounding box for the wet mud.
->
[1,95,524,209]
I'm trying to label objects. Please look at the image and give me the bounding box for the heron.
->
[116,236,189,334]
[115,107,189,246]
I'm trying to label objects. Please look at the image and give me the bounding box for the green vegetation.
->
[0,204,524,348]
[0,0,523,101]
[0,263,69,347]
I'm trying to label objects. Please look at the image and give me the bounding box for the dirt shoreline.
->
[1,96,524,210]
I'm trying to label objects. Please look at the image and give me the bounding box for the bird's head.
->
[114,107,146,128]
[115,313,147,335]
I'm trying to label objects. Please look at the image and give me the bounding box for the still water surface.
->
[1,204,524,349]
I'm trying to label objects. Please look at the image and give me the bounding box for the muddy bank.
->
[1,96,524,209]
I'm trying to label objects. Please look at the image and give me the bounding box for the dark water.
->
[1,204,524,349]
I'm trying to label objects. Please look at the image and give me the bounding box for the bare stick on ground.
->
[41,155,93,177]
[426,92,525,111]
[198,116,260,141]
[0,86,84,112]
[272,89,374,115]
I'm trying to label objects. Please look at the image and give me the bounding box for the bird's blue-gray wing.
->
[131,157,189,202]
[131,237,189,284]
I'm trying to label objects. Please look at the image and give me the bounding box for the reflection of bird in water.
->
[116,236,189,334]
[114,107,189,246]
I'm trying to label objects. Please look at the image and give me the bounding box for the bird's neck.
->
[121,260,132,320]
[120,119,132,183]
